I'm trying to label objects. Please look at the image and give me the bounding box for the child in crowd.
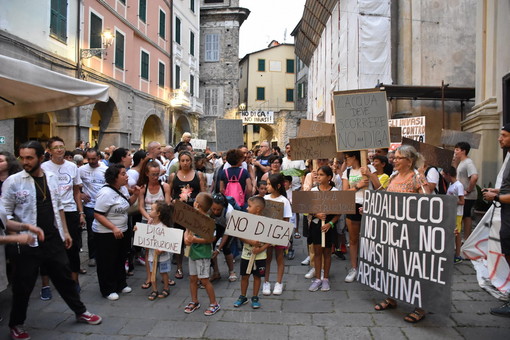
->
[234,196,270,309]
[263,174,293,296]
[256,180,267,197]
[308,166,340,292]
[283,176,297,260]
[183,192,221,315]
[442,166,465,263]
[145,201,174,300]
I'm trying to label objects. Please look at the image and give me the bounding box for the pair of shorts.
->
[149,258,172,273]
[455,215,462,234]
[188,258,210,279]
[240,258,266,277]
[463,199,476,218]
[346,204,363,221]
[309,219,335,248]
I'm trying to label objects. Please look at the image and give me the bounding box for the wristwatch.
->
[494,194,500,202]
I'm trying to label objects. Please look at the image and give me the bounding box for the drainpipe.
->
[76,0,82,141]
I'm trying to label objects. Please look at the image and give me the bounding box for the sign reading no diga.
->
[333,90,390,151]
[225,210,293,247]
[133,223,183,254]
[215,119,244,152]
[359,190,456,314]
[241,111,274,124]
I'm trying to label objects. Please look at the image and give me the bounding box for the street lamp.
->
[80,28,115,59]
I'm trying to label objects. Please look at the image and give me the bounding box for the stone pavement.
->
[0,236,508,340]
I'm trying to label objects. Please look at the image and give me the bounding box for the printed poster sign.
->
[292,191,356,214]
[173,200,215,240]
[389,116,426,142]
[359,190,457,313]
[333,90,390,151]
[134,223,183,254]
[215,119,243,152]
[225,210,293,247]
[241,111,274,124]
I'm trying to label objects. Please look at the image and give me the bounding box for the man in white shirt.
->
[79,149,107,267]
[281,143,306,191]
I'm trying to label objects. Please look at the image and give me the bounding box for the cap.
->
[502,123,510,133]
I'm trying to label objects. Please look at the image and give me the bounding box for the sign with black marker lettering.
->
[215,119,244,152]
[262,200,284,220]
[224,210,293,247]
[134,223,183,254]
[292,191,356,214]
[333,90,390,151]
[289,135,337,160]
[297,119,335,137]
[359,190,457,313]
[173,200,215,240]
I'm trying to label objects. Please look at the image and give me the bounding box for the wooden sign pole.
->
[313,159,326,248]
[246,253,256,275]
[151,253,159,282]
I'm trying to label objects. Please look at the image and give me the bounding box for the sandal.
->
[141,281,152,289]
[294,232,301,239]
[404,308,426,323]
[184,301,200,314]
[158,289,170,298]
[210,273,221,282]
[204,303,221,316]
[148,291,158,301]
[169,279,176,286]
[374,298,397,311]
[175,269,183,279]
[228,272,238,282]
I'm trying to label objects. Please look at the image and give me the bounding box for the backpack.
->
[425,166,448,194]
[224,168,246,207]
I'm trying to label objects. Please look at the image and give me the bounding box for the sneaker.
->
[136,256,146,266]
[345,268,358,283]
[308,278,322,292]
[204,303,221,316]
[454,256,463,264]
[301,256,310,266]
[321,278,331,291]
[251,296,261,309]
[490,302,510,317]
[233,295,248,307]
[76,311,102,325]
[304,267,315,279]
[10,325,30,340]
[40,286,52,301]
[334,249,346,260]
[262,281,271,296]
[287,249,295,260]
[121,286,132,294]
[88,258,96,267]
[273,282,283,295]
[107,292,119,301]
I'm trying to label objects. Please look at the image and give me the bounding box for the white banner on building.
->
[241,111,274,124]
[389,116,426,142]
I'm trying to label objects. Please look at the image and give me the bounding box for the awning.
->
[0,54,109,119]
[377,84,475,102]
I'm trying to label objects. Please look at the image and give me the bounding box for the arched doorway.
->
[174,114,192,145]
[245,124,274,149]
[141,114,165,149]
[14,112,54,153]
[89,98,121,149]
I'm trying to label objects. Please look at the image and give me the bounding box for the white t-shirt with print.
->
[41,160,81,212]
[79,163,107,208]
[92,185,130,233]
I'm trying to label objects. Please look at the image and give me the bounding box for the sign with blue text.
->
[333,90,390,151]
[359,190,456,314]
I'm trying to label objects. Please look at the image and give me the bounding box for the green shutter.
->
[190,75,195,96]
[50,0,67,42]
[286,59,295,73]
[90,13,102,49]
[286,89,294,102]
[190,32,195,56]
[159,10,166,38]
[175,65,181,88]
[258,59,265,72]
[139,0,147,22]
[159,63,165,87]
[257,87,265,101]
[190,0,195,12]
[115,33,124,69]
[175,17,181,44]
[141,51,149,80]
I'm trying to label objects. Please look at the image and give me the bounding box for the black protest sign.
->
[333,90,390,151]
[173,200,215,240]
[402,137,454,170]
[441,129,481,149]
[359,190,457,314]
[215,119,243,152]
[292,191,356,214]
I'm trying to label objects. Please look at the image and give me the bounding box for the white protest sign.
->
[224,210,293,247]
[134,223,183,254]
[190,139,207,150]
[241,111,274,124]
[389,116,426,142]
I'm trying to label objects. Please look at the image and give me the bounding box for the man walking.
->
[1,141,101,340]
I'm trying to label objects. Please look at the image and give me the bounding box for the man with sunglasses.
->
[254,141,272,182]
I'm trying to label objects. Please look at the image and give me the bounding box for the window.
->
[204,88,219,116]
[141,51,149,80]
[90,13,102,49]
[158,62,165,87]
[205,34,219,61]
[115,32,125,69]
[204,0,224,3]
[139,0,147,22]
[258,59,265,72]
[256,87,265,101]
[286,59,295,73]
[286,89,294,102]
[190,75,195,96]
[175,65,181,89]
[190,31,195,56]
[159,10,166,39]
[297,83,303,99]
[119,0,126,4]
[175,17,181,44]
[50,0,67,43]
[190,0,195,12]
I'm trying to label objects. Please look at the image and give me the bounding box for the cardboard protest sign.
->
[190,138,207,150]
[298,119,335,137]
[441,129,481,149]
[215,119,243,151]
[402,137,454,170]
[389,116,426,142]
[263,200,284,220]
[173,200,215,240]
[134,223,183,254]
[289,135,337,160]
[390,127,402,143]
[359,190,457,313]
[333,90,390,151]
[225,210,293,247]
[292,191,357,214]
